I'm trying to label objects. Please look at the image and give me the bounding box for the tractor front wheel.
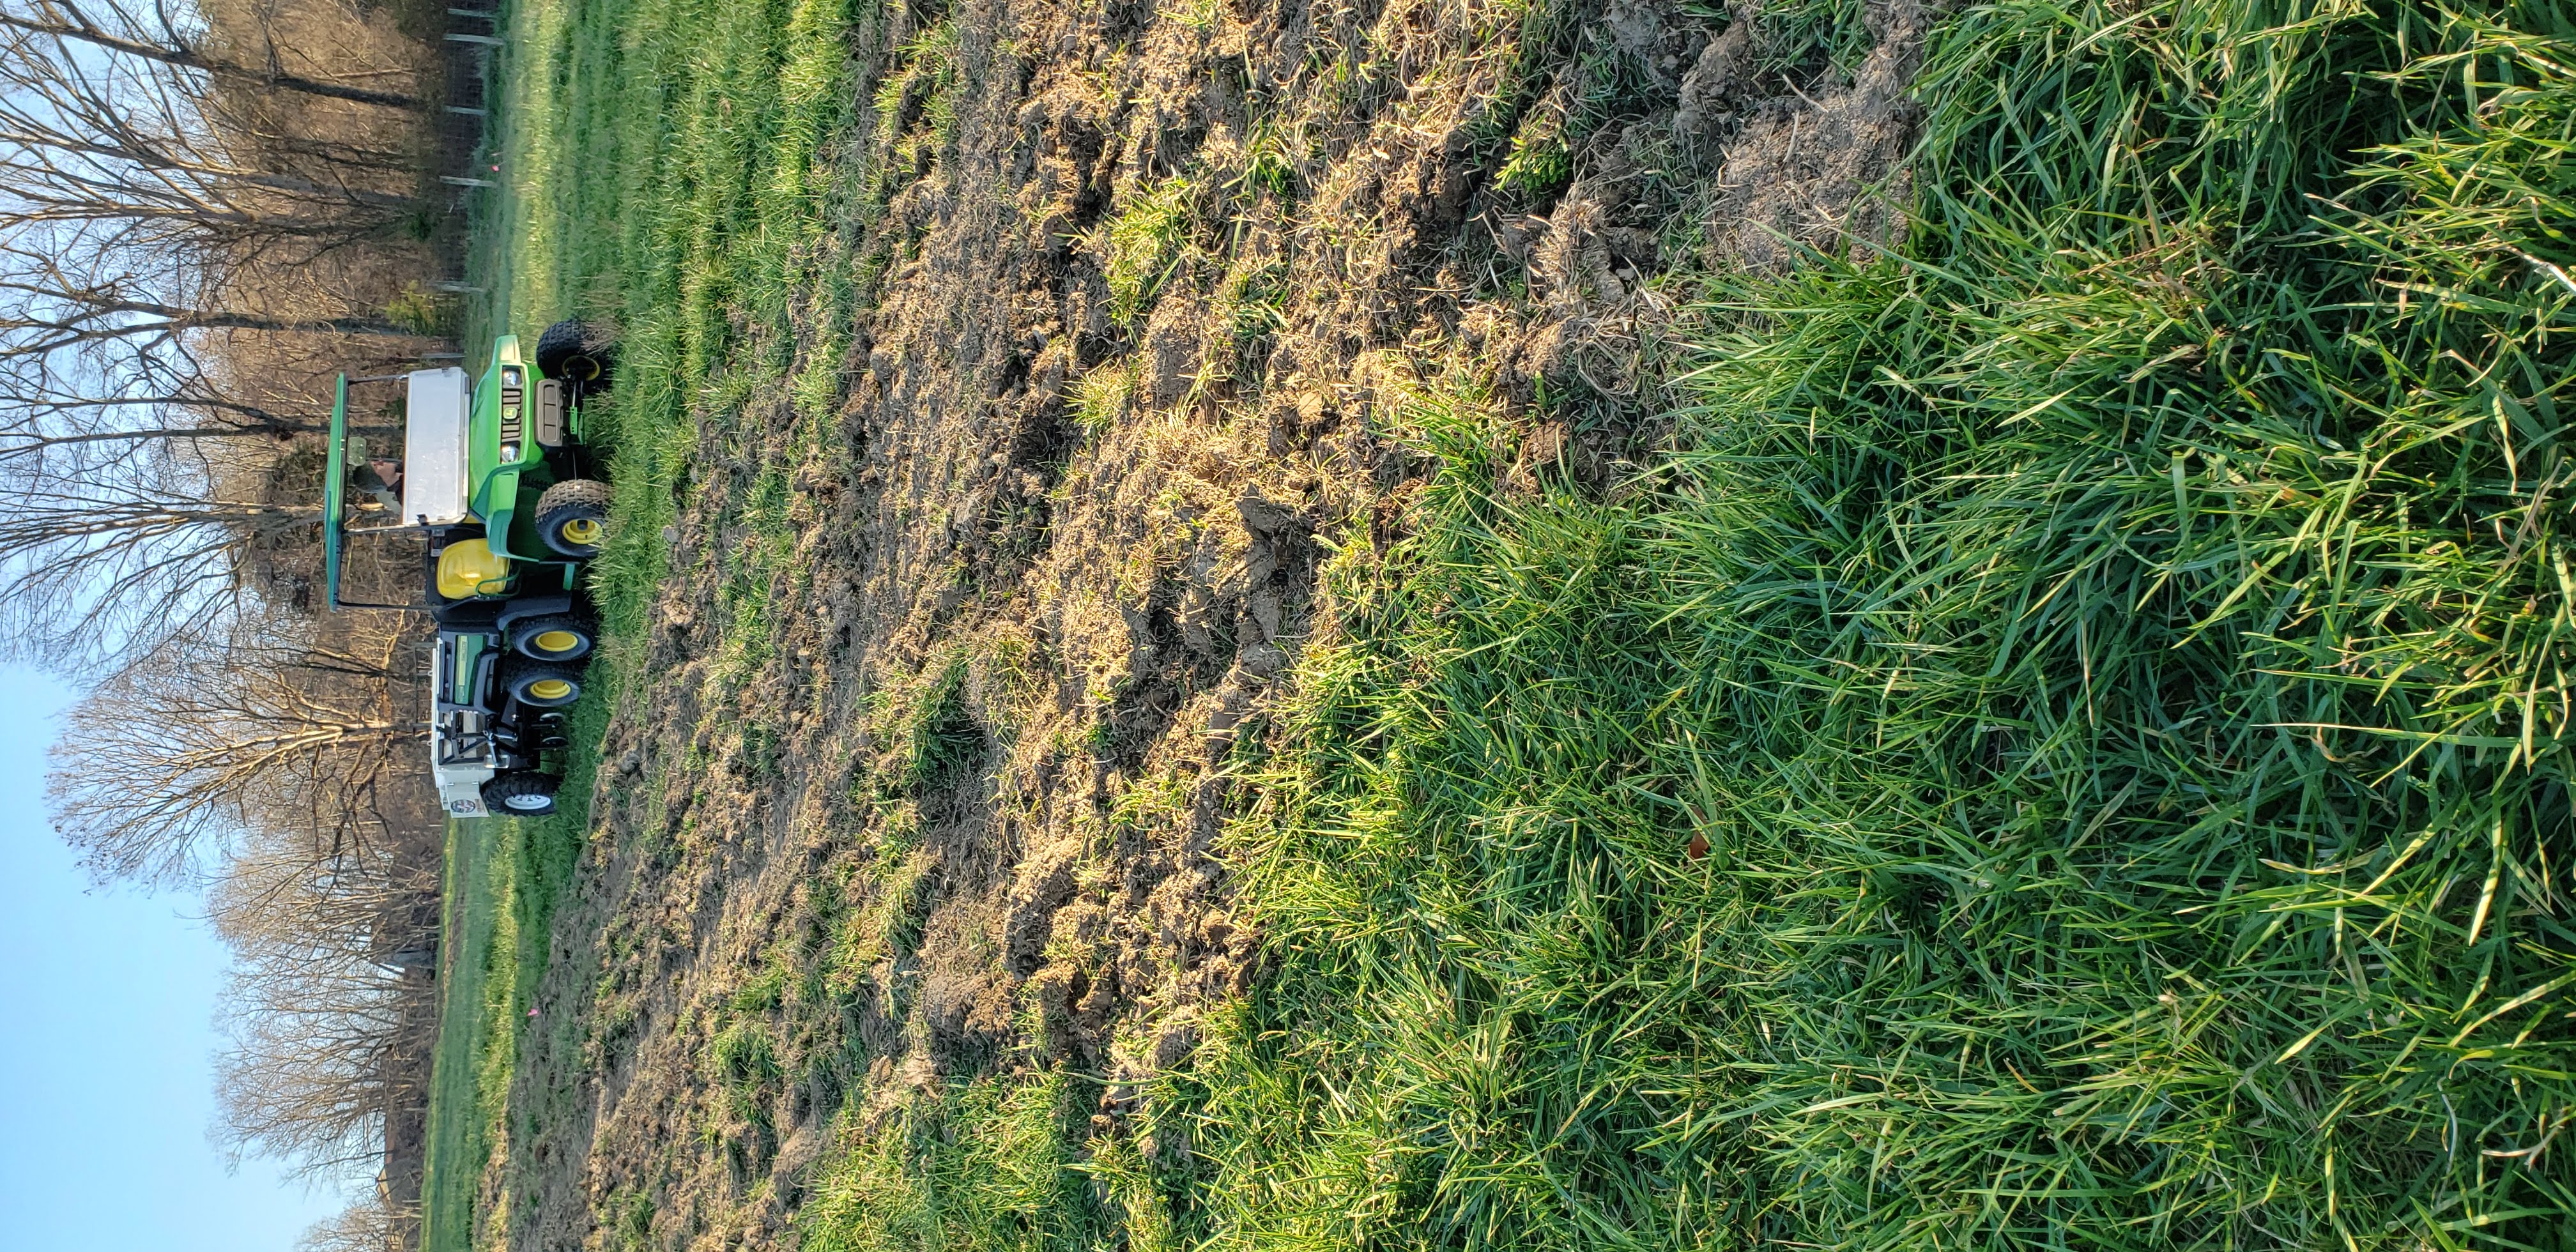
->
[482,772,560,816]
[509,613,596,663]
[535,318,615,392]
[534,478,612,558]
[505,660,585,708]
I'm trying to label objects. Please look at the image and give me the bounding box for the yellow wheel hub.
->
[533,629,582,654]
[528,679,574,701]
[559,515,603,546]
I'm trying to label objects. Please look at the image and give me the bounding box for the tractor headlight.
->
[500,441,519,462]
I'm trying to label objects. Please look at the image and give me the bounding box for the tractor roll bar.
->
[323,373,429,613]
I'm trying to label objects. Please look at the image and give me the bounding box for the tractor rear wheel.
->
[509,613,595,663]
[534,478,612,558]
[482,772,560,816]
[505,660,585,708]
[535,318,615,391]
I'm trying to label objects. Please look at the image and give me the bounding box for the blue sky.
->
[0,664,344,1252]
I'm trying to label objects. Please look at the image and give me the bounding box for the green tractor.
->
[325,319,617,817]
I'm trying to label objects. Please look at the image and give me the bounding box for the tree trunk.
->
[0,10,422,111]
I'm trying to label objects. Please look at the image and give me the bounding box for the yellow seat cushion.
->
[436,538,511,600]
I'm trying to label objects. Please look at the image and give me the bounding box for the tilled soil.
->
[495,1,1929,1248]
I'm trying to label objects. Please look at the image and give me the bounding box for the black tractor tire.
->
[482,772,560,816]
[533,478,612,558]
[534,318,615,391]
[504,659,585,708]
[508,613,597,663]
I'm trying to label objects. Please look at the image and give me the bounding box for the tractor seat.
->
[436,537,512,600]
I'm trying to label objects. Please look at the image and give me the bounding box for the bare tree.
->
[0,26,420,245]
[297,1198,417,1252]
[0,379,330,457]
[0,240,422,361]
[47,613,421,883]
[0,448,319,661]
[210,841,435,1183]
[0,325,430,491]
[0,0,419,110]
[0,0,436,508]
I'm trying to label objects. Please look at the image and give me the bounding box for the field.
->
[425,0,2576,1249]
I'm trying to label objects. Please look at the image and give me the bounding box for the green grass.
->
[418,820,498,1252]
[1176,2,2576,1248]
[475,0,867,660]
[459,0,2576,1248]
[427,0,867,1239]
[1103,176,1200,328]
[417,811,586,1252]
[800,1068,1112,1252]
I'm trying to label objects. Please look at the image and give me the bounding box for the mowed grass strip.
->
[418,819,501,1252]
[1185,2,2576,1249]
[419,809,586,1252]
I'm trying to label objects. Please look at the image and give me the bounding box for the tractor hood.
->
[403,367,471,525]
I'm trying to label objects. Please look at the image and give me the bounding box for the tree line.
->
[0,1,475,1247]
